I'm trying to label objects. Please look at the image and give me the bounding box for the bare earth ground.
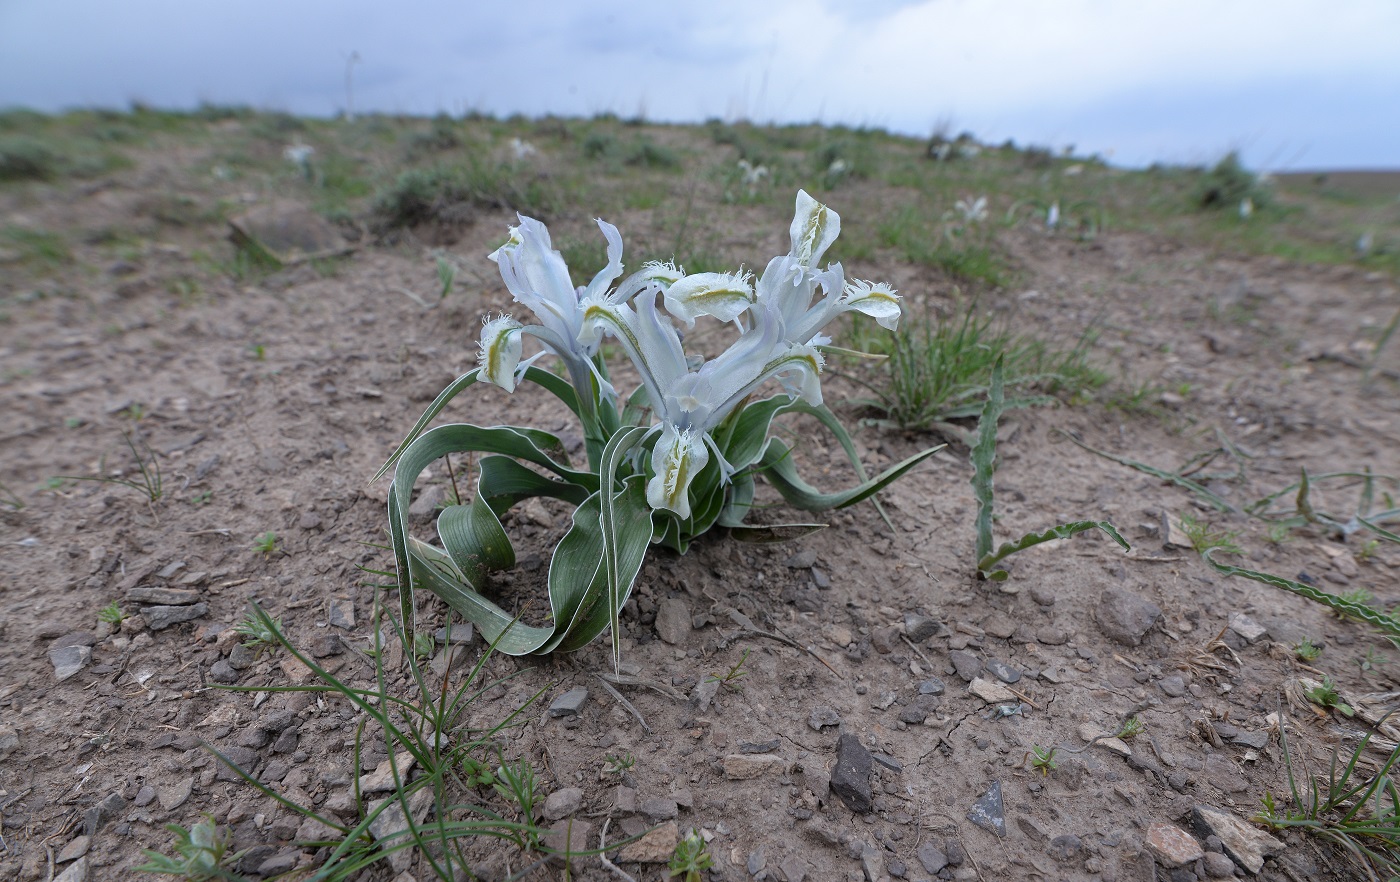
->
[2,126,1400,882]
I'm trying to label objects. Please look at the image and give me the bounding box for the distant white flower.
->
[1046,202,1060,229]
[956,143,981,159]
[1063,164,1084,177]
[738,159,769,188]
[1238,197,1254,219]
[1358,232,1374,255]
[283,143,314,168]
[827,158,851,176]
[931,143,953,162]
[510,138,537,161]
[955,196,988,224]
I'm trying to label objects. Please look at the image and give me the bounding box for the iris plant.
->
[381,191,940,665]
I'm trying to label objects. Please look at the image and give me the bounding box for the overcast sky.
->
[2,0,1396,170]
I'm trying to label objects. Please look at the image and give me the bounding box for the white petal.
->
[842,280,902,331]
[789,190,841,268]
[478,315,524,392]
[662,271,754,327]
[647,425,708,519]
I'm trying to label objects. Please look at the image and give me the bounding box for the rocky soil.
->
[2,121,1400,882]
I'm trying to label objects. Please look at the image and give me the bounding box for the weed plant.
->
[971,359,1128,580]
[1256,715,1400,880]
[199,600,584,879]
[53,430,163,504]
[136,815,248,880]
[849,306,1106,430]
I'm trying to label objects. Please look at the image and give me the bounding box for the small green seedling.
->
[98,601,127,625]
[1305,676,1354,717]
[668,829,714,882]
[252,531,279,556]
[1115,716,1145,740]
[413,632,435,660]
[1294,638,1323,662]
[1178,513,1242,555]
[235,610,283,653]
[1028,745,1058,776]
[1358,539,1381,562]
[706,647,750,693]
[247,342,266,361]
[461,755,496,788]
[603,752,636,776]
[189,490,213,505]
[436,255,456,299]
[135,815,247,880]
[1360,647,1386,674]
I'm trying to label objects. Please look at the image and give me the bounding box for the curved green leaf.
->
[437,499,514,589]
[373,366,583,483]
[476,455,591,514]
[977,521,1130,581]
[758,437,942,512]
[717,471,756,529]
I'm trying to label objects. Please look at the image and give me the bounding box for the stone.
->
[1036,625,1069,645]
[209,660,239,684]
[1029,585,1057,606]
[368,790,433,873]
[360,752,418,794]
[1233,730,1271,749]
[640,797,678,820]
[919,677,945,695]
[808,705,841,731]
[127,585,200,605]
[326,597,355,630]
[983,658,1021,684]
[917,842,948,874]
[0,724,19,762]
[1146,822,1204,867]
[784,549,817,568]
[541,817,594,864]
[216,747,260,782]
[543,787,584,820]
[1078,723,1132,756]
[722,753,788,779]
[860,844,884,882]
[279,655,314,683]
[133,786,155,808]
[689,677,719,712]
[142,602,209,631]
[49,645,92,681]
[1048,834,1081,861]
[830,732,873,814]
[549,686,588,717]
[968,677,1017,704]
[967,781,1005,837]
[1226,612,1268,644]
[744,845,768,877]
[53,857,87,882]
[310,635,343,658]
[983,615,1017,639]
[408,485,447,522]
[949,650,982,682]
[904,613,940,642]
[739,738,780,753]
[428,644,469,677]
[1204,754,1249,794]
[1190,805,1283,874]
[228,202,349,264]
[158,777,194,811]
[612,785,637,813]
[82,792,125,838]
[1159,674,1187,697]
[1203,851,1237,878]
[617,820,678,862]
[654,598,692,645]
[1095,590,1161,646]
[56,836,90,863]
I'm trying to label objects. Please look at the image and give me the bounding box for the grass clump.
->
[1256,715,1400,879]
[371,162,559,229]
[136,815,247,880]
[0,137,60,182]
[851,306,1106,430]
[1196,151,1268,211]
